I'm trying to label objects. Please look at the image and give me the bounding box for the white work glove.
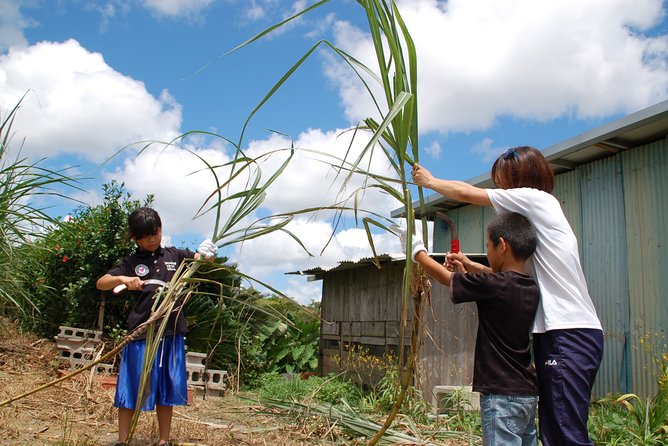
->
[391,223,426,262]
[197,238,218,260]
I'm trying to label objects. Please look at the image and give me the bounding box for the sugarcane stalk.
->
[368,265,430,445]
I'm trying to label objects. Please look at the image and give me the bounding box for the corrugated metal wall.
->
[621,140,668,397]
[578,156,630,397]
[432,138,668,397]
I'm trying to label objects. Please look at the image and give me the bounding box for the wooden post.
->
[97,292,105,331]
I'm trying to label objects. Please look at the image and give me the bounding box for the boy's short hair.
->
[487,212,537,260]
[127,207,162,241]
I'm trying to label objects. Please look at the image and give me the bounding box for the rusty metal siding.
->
[432,206,494,253]
[553,169,583,252]
[578,156,630,397]
[621,140,668,397]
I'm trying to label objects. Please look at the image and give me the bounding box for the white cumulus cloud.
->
[0,39,182,163]
[327,0,668,134]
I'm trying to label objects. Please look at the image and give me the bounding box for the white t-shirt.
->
[487,188,602,333]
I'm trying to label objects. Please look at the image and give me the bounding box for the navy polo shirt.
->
[106,246,194,336]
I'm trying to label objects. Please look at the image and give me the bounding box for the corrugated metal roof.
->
[392,99,668,218]
[287,253,488,280]
[286,254,405,280]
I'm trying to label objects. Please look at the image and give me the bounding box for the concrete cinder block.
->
[55,326,110,374]
[57,326,102,342]
[58,347,96,361]
[55,337,100,352]
[94,363,115,374]
[432,385,480,414]
[187,369,228,391]
[186,351,207,370]
[192,386,225,398]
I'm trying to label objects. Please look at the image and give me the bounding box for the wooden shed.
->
[291,253,487,403]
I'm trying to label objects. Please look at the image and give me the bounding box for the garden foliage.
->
[19,181,149,336]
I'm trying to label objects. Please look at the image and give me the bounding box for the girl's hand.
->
[122,276,143,291]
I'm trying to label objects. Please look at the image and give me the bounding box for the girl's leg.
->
[156,405,173,445]
[117,407,136,443]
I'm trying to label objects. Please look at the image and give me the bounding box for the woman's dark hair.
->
[491,146,554,193]
[126,207,162,241]
[487,212,537,260]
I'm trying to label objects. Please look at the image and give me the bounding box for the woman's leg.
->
[534,329,603,446]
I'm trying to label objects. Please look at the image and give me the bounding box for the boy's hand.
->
[392,224,427,262]
[446,257,466,273]
[197,239,218,260]
[446,252,471,272]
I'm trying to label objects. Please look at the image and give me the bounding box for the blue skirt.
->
[114,334,188,410]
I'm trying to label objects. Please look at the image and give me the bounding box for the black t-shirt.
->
[451,270,539,395]
[106,246,194,336]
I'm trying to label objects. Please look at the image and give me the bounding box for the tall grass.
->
[0,94,80,314]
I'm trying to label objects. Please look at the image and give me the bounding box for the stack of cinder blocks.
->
[185,351,227,398]
[55,326,115,374]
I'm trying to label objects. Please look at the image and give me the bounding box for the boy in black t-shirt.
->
[395,212,539,446]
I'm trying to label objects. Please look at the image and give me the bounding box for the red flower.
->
[62,256,70,263]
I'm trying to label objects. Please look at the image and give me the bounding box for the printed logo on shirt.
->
[135,264,149,277]
[165,261,177,271]
[545,359,558,366]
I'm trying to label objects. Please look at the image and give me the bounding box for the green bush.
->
[19,181,146,336]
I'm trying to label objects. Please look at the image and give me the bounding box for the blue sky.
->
[2,0,667,304]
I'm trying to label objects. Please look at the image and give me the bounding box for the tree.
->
[20,181,150,336]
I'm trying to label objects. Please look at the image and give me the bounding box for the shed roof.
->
[287,253,488,281]
[391,99,668,218]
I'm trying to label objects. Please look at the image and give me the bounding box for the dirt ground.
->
[0,320,357,446]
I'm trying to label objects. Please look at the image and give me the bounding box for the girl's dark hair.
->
[126,207,162,241]
[487,212,537,260]
[491,146,554,193]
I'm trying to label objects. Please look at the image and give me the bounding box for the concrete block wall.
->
[432,385,480,414]
[55,325,114,373]
[185,351,227,398]
[54,331,226,399]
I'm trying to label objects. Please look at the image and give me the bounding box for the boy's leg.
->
[480,394,537,446]
[533,329,604,446]
[156,405,174,445]
[521,401,538,446]
[117,407,136,443]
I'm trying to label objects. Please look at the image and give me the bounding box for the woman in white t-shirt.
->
[412,146,603,446]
